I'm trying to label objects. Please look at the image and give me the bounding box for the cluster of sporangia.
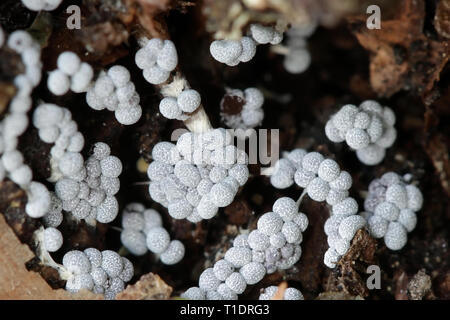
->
[0,8,424,300]
[325,100,397,165]
[363,172,423,250]
[120,203,185,265]
[62,249,133,299]
[181,197,308,300]
[270,149,366,267]
[147,129,249,222]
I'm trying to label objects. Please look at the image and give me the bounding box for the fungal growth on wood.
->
[0,0,447,304]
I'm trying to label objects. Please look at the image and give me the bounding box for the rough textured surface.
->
[116,273,172,300]
[0,0,448,301]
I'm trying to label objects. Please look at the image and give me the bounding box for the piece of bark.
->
[0,214,101,300]
[348,0,450,103]
[116,272,172,300]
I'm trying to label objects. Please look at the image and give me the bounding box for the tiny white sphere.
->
[177,89,201,113]
[182,287,206,300]
[55,178,79,201]
[146,226,170,253]
[306,177,330,202]
[284,287,304,300]
[406,184,423,211]
[368,214,389,238]
[209,40,243,65]
[159,97,182,119]
[101,250,124,278]
[199,268,221,292]
[107,65,131,88]
[100,155,122,178]
[325,120,345,143]
[398,209,417,232]
[257,212,283,236]
[338,215,366,240]
[160,240,185,265]
[273,197,298,221]
[58,152,84,176]
[332,197,359,216]
[121,229,147,256]
[329,171,353,190]
[143,65,170,84]
[247,230,270,251]
[384,222,408,250]
[225,272,247,294]
[63,250,91,275]
[156,40,178,72]
[294,167,316,188]
[213,259,234,281]
[57,51,81,76]
[168,198,193,219]
[282,221,302,244]
[43,227,63,252]
[224,247,252,268]
[374,201,400,221]
[94,76,115,98]
[217,283,238,300]
[84,248,102,268]
[71,62,94,93]
[318,159,340,182]
[250,24,275,44]
[385,183,408,209]
[47,70,70,95]
[209,182,235,207]
[95,196,119,223]
[239,37,257,62]
[345,128,370,150]
[302,152,324,174]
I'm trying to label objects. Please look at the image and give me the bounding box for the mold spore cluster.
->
[220,87,265,129]
[135,38,178,85]
[282,22,317,74]
[159,88,202,120]
[62,248,134,300]
[147,129,249,222]
[56,142,122,224]
[0,30,54,220]
[120,203,185,265]
[210,24,282,66]
[181,197,308,300]
[21,0,63,11]
[259,285,304,300]
[270,149,366,268]
[363,172,423,251]
[32,105,122,224]
[86,65,142,125]
[325,100,397,165]
[47,51,94,95]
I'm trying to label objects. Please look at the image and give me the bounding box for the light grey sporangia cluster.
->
[47,51,94,95]
[120,203,185,265]
[220,87,265,129]
[270,149,366,268]
[259,285,304,300]
[181,197,308,300]
[135,38,178,85]
[86,65,142,125]
[147,129,249,222]
[282,22,317,74]
[325,100,397,165]
[33,103,122,225]
[62,249,134,300]
[363,172,423,251]
[210,24,282,66]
